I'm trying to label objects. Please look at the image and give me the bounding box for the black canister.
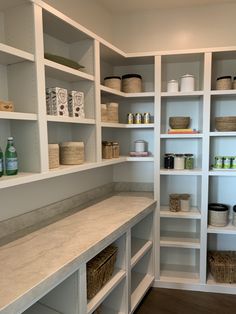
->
[164,153,174,169]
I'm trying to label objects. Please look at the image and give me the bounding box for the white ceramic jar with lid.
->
[134,140,146,152]
[167,80,178,92]
[180,74,195,92]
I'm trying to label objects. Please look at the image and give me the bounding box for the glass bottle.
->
[5,137,18,175]
[0,145,3,177]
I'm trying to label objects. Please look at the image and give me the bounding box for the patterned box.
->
[46,87,68,116]
[68,90,85,118]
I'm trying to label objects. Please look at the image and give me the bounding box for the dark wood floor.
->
[134,288,236,314]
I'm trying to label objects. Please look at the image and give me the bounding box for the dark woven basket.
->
[87,245,118,299]
[208,251,236,283]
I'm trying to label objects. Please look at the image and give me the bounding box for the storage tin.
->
[208,203,229,227]
[134,113,142,124]
[216,76,232,90]
[122,74,142,93]
[134,140,146,152]
[167,80,178,92]
[104,76,121,91]
[60,141,84,165]
[127,113,134,124]
[143,112,151,124]
[180,74,195,92]
[48,144,59,169]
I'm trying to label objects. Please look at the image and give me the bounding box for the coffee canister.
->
[167,80,178,92]
[180,74,195,92]
[134,140,146,152]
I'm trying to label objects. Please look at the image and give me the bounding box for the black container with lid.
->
[164,153,174,169]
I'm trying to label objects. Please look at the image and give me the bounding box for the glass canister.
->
[184,154,194,169]
[169,194,181,212]
[164,153,174,169]
[174,154,185,170]
[102,141,113,159]
[112,142,120,158]
[180,194,190,212]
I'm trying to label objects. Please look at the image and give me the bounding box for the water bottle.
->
[0,146,3,177]
[5,137,18,175]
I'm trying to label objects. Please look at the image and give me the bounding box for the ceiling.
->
[97,0,236,13]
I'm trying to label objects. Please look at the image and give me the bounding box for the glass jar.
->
[223,156,231,169]
[214,156,224,169]
[112,142,119,158]
[102,141,113,159]
[180,194,190,212]
[164,153,174,169]
[174,154,185,170]
[169,194,181,212]
[184,154,194,169]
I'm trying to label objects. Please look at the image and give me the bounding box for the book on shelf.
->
[168,128,199,134]
[129,151,149,157]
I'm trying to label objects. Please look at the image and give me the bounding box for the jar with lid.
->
[164,153,174,169]
[184,154,194,169]
[214,156,224,169]
[102,141,113,159]
[167,80,178,92]
[223,156,231,169]
[174,154,185,170]
[216,76,232,90]
[169,194,181,212]
[134,140,146,152]
[180,194,190,212]
[180,74,195,92]
[112,142,119,158]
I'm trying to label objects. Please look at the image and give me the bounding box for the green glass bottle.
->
[0,146,3,177]
[5,137,18,175]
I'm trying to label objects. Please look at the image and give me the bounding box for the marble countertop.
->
[0,193,156,314]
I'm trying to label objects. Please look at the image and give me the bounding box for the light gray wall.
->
[112,3,236,52]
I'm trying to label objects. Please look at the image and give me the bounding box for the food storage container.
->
[180,74,195,92]
[216,76,232,90]
[101,104,108,122]
[48,144,59,169]
[174,154,185,170]
[208,203,229,227]
[164,153,174,169]
[167,80,178,92]
[102,141,113,159]
[107,102,119,123]
[180,194,190,211]
[169,194,181,212]
[122,74,142,93]
[134,140,146,152]
[60,142,84,165]
[184,154,194,169]
[112,142,120,158]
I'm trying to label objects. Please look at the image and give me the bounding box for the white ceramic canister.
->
[180,74,195,92]
[167,80,178,92]
[134,140,146,152]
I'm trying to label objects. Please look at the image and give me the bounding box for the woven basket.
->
[215,116,236,132]
[60,142,84,165]
[208,251,236,283]
[122,74,142,93]
[169,116,190,129]
[87,245,118,299]
[48,144,59,169]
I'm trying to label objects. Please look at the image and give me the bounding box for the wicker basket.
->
[104,76,121,91]
[169,116,190,129]
[215,116,236,132]
[48,144,60,169]
[87,245,118,299]
[60,141,84,165]
[122,74,142,93]
[208,203,228,227]
[208,251,236,283]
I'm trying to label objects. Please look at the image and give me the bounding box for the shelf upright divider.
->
[33,3,49,172]
[154,55,162,281]
[200,52,212,284]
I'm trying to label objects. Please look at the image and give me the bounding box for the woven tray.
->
[208,251,236,283]
[87,245,118,299]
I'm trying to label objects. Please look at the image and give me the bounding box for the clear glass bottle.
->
[0,145,3,177]
[5,137,18,175]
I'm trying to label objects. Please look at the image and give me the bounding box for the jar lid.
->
[135,140,145,143]
[165,153,174,156]
[102,141,112,146]
[216,75,232,80]
[175,154,184,157]
[208,203,228,211]
[168,79,178,83]
[184,154,194,157]
[104,76,121,80]
[181,74,194,78]
[122,74,142,79]
[112,142,119,145]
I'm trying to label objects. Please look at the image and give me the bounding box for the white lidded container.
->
[180,74,195,92]
[134,140,146,152]
[167,80,178,92]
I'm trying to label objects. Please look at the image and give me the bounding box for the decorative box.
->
[68,90,85,118]
[0,100,14,112]
[46,87,68,116]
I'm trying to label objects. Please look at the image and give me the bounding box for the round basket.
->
[60,141,84,165]
[215,116,236,132]
[169,116,190,129]
[208,203,229,227]
[104,76,121,91]
[122,74,142,93]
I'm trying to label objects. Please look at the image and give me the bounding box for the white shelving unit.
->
[2,0,236,303]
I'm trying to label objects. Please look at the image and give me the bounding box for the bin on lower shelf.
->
[87,245,118,299]
[208,251,236,283]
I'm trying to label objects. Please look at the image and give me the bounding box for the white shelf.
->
[23,302,60,314]
[44,59,94,82]
[87,269,126,314]
[208,220,236,234]
[161,91,204,97]
[131,272,154,314]
[210,131,236,137]
[0,43,34,65]
[159,264,200,284]
[211,90,236,96]
[209,170,236,176]
[160,231,200,249]
[100,85,155,98]
[127,157,154,162]
[101,122,154,129]
[0,112,37,121]
[47,115,95,124]
[160,206,201,219]
[160,168,202,176]
[101,157,127,166]
[207,273,236,293]
[131,238,153,269]
[160,133,203,139]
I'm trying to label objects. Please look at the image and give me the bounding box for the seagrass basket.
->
[208,251,236,283]
[87,245,118,299]
[215,116,236,132]
[169,116,190,129]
